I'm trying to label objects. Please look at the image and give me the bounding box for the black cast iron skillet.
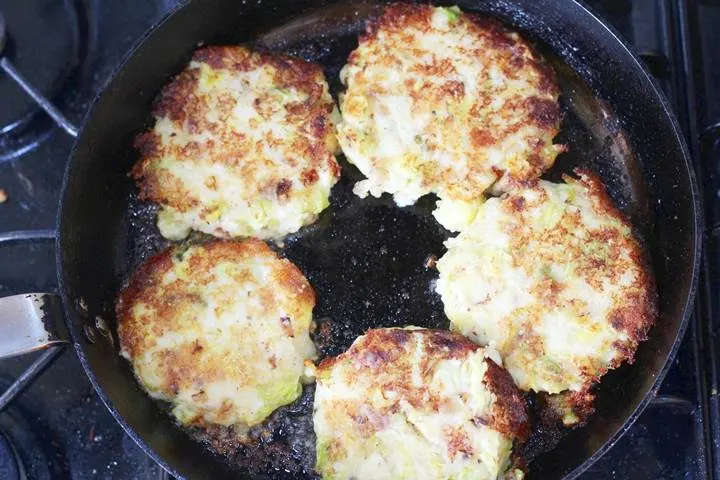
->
[0,0,701,478]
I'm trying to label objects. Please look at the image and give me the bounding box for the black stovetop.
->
[0,0,718,479]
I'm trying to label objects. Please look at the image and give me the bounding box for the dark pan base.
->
[58,1,700,479]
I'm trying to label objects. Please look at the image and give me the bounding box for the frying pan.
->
[0,0,701,478]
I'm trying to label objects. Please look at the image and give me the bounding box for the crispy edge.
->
[483,359,531,440]
[346,3,564,193]
[130,45,340,204]
[355,3,560,99]
[540,389,596,428]
[490,169,656,408]
[316,328,479,372]
[116,247,174,358]
[317,328,529,441]
[567,168,658,365]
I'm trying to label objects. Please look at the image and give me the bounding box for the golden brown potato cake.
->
[132,45,341,241]
[436,170,656,425]
[116,239,316,431]
[313,327,528,480]
[337,4,564,231]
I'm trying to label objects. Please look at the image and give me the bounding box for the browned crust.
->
[191,45,325,92]
[130,45,339,219]
[511,169,654,368]
[568,168,658,361]
[301,168,319,186]
[565,390,596,423]
[483,359,530,440]
[471,128,496,148]
[541,390,596,427]
[343,3,564,201]
[526,97,561,130]
[446,427,474,459]
[509,196,526,212]
[361,3,558,99]
[318,328,528,442]
[565,168,633,229]
[473,168,657,405]
[466,12,561,97]
[149,66,202,126]
[115,248,175,328]
[317,328,478,373]
[116,239,315,361]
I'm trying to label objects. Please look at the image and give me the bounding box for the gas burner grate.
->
[0,0,83,160]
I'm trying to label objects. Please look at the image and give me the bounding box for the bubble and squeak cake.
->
[313,327,528,480]
[435,171,656,425]
[337,3,565,231]
[116,239,317,432]
[132,46,341,241]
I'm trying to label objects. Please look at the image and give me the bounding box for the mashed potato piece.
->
[337,4,564,231]
[116,239,316,430]
[314,327,528,480]
[132,46,341,240]
[436,171,656,423]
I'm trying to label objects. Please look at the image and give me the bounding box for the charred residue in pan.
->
[285,172,450,359]
[125,190,169,271]
[192,386,319,479]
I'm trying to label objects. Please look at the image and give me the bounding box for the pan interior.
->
[120,3,652,478]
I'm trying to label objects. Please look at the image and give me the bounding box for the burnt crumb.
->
[311,317,341,358]
[509,455,529,479]
[424,254,438,269]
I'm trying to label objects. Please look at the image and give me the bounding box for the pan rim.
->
[544,0,702,475]
[54,0,703,479]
